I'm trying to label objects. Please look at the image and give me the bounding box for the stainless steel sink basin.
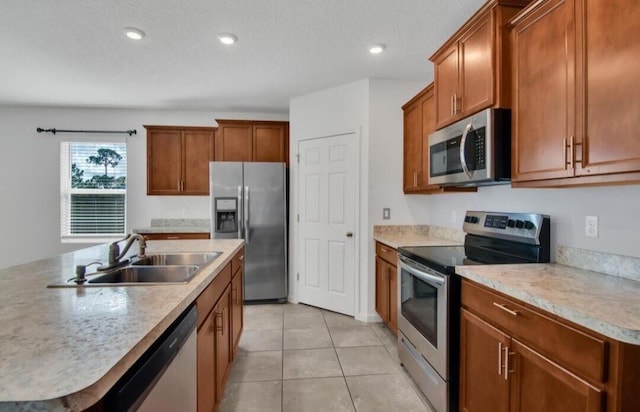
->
[48,251,223,287]
[87,265,199,284]
[132,252,221,267]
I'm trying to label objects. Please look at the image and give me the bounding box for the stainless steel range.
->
[397,211,550,412]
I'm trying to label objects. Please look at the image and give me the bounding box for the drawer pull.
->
[166,236,180,240]
[380,247,388,253]
[493,302,519,316]
[238,255,244,261]
[498,342,503,376]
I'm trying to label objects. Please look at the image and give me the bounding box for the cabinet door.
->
[214,287,232,404]
[510,339,604,412]
[253,124,287,163]
[511,0,577,182]
[216,123,253,161]
[147,129,182,195]
[459,309,510,412]
[231,270,243,357]
[459,12,494,115]
[403,99,422,192]
[577,0,640,177]
[375,257,389,323]
[182,130,214,195]
[434,44,460,129]
[197,311,216,412]
[388,263,398,335]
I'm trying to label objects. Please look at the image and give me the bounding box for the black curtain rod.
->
[36,127,137,136]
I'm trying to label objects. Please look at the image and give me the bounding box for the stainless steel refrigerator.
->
[209,162,287,302]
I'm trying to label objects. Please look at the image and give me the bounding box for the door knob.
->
[346,232,353,238]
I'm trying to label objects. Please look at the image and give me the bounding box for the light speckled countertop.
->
[373,225,463,248]
[0,239,243,411]
[132,218,210,234]
[456,264,640,345]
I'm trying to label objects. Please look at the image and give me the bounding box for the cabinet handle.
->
[238,255,244,261]
[232,287,238,303]
[166,236,180,240]
[498,342,503,376]
[451,95,454,116]
[413,171,418,186]
[215,312,223,333]
[493,302,519,316]
[453,94,457,114]
[569,136,575,169]
[380,247,388,253]
[503,346,514,380]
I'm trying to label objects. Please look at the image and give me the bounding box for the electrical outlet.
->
[585,216,598,238]
[383,208,391,220]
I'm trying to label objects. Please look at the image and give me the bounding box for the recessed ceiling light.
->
[369,43,386,54]
[123,27,145,40]
[217,33,238,45]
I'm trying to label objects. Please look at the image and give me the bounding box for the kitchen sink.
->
[131,252,221,267]
[87,265,200,284]
[48,251,222,287]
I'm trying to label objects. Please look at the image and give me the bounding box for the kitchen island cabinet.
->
[0,239,243,411]
[145,125,216,195]
[429,0,530,129]
[510,0,640,187]
[215,119,289,165]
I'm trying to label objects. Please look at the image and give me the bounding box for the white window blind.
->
[60,141,127,242]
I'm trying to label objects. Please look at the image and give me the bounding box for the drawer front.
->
[231,248,244,275]
[375,242,397,265]
[142,232,210,240]
[462,280,607,383]
[196,262,232,329]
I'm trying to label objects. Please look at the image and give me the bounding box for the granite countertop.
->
[456,264,640,345]
[132,218,210,234]
[373,225,463,248]
[0,239,243,411]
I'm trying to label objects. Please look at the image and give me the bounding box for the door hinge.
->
[297,214,300,222]
[296,153,300,163]
[297,273,300,281]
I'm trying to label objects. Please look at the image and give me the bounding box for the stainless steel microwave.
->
[428,108,511,186]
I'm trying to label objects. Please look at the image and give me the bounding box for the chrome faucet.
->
[98,233,148,271]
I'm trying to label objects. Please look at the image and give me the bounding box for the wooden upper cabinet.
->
[215,120,289,165]
[431,0,530,130]
[145,126,215,196]
[577,0,640,177]
[511,0,640,187]
[511,0,576,182]
[402,84,477,194]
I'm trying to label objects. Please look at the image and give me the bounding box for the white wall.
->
[424,184,640,260]
[0,105,287,269]
[289,78,430,321]
[289,79,370,319]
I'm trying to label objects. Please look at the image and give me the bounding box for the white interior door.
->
[298,133,356,316]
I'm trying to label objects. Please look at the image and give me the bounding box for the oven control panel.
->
[463,211,550,245]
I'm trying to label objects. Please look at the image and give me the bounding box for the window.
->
[60,141,127,242]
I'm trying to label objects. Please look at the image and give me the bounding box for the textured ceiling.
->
[0,0,485,114]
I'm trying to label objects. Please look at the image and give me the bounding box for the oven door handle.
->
[460,122,473,178]
[398,258,445,287]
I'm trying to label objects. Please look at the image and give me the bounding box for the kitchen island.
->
[0,239,243,411]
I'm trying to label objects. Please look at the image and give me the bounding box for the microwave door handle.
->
[460,123,473,178]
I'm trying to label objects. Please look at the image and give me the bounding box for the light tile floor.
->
[220,303,435,412]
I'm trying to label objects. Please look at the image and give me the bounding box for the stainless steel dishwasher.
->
[105,305,198,411]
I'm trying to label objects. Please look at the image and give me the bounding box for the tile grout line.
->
[322,309,358,411]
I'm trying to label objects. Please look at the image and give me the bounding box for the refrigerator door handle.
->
[244,185,250,244]
[237,185,243,238]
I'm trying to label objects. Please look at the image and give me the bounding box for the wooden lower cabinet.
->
[197,248,244,412]
[374,242,398,334]
[460,279,613,412]
[214,286,232,404]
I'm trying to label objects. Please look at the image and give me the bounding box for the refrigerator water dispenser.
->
[214,197,238,233]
